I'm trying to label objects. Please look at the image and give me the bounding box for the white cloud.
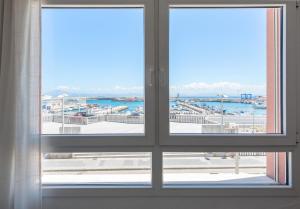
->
[52,82,265,97]
[56,85,80,92]
[171,82,266,96]
[52,85,143,96]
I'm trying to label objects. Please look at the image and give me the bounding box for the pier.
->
[171,97,242,103]
[177,101,210,114]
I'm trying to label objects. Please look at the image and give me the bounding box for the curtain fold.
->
[0,0,41,209]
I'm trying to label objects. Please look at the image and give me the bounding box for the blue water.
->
[87,99,144,112]
[86,99,266,115]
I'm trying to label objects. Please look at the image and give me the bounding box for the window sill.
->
[42,184,298,198]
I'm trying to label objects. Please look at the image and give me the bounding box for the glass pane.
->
[42,8,145,135]
[163,152,288,186]
[42,152,151,185]
[169,8,283,135]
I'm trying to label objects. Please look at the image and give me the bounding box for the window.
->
[42,0,155,146]
[41,0,299,199]
[42,8,146,135]
[159,1,297,146]
[163,152,289,187]
[42,152,152,186]
[168,8,282,135]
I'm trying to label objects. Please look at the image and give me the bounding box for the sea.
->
[87,99,144,112]
[86,99,266,115]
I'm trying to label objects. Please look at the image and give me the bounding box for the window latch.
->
[147,67,154,87]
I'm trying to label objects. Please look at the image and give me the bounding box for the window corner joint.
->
[296,132,300,143]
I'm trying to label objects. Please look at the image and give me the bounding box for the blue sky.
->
[42,8,267,97]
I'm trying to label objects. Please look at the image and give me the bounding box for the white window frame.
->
[41,0,300,200]
[158,0,298,146]
[42,0,156,149]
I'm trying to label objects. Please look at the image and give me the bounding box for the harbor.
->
[42,94,267,134]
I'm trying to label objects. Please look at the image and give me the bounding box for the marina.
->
[42,95,267,134]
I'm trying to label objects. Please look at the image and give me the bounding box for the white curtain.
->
[0,0,41,209]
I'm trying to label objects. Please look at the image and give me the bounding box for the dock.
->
[177,101,212,114]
